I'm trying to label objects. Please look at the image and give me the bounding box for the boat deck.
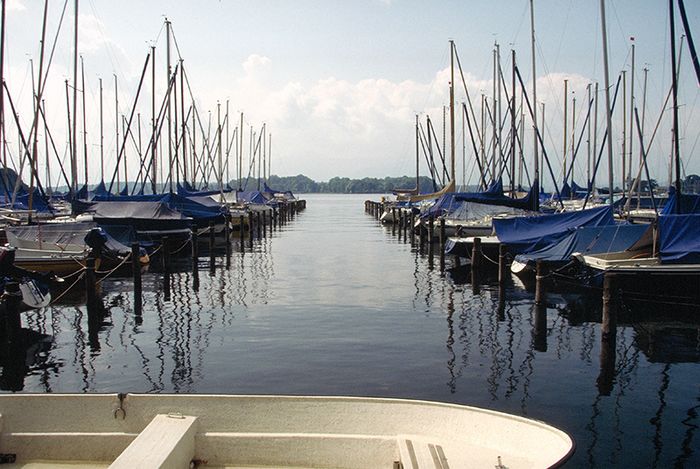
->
[0,394,573,469]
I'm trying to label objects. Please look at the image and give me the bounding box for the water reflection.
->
[1,195,698,467]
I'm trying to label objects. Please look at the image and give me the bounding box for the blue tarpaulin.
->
[661,189,700,215]
[514,223,650,267]
[238,190,274,205]
[659,214,700,264]
[493,205,615,254]
[423,179,536,219]
[91,192,228,227]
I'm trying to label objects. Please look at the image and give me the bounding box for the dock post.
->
[162,236,171,301]
[410,211,415,244]
[439,218,446,271]
[398,211,403,240]
[132,242,142,316]
[273,207,278,230]
[602,272,617,341]
[209,221,216,272]
[533,302,548,352]
[85,257,96,308]
[262,211,267,237]
[191,231,200,291]
[428,215,434,244]
[535,260,547,305]
[400,210,408,242]
[391,208,396,234]
[248,212,255,248]
[598,272,617,394]
[471,237,482,274]
[239,215,245,251]
[498,244,507,284]
[1,281,22,348]
[256,211,262,238]
[224,218,231,269]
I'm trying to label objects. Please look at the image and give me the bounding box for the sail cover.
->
[514,223,650,266]
[659,214,700,264]
[493,205,615,254]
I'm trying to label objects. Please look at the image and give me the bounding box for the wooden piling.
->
[2,281,22,347]
[224,218,231,268]
[239,215,245,250]
[132,242,142,316]
[470,237,481,287]
[209,221,216,253]
[602,272,617,341]
[85,257,96,308]
[534,260,547,305]
[162,236,171,300]
[428,215,434,244]
[248,212,255,248]
[498,244,507,284]
[439,218,446,271]
[391,208,396,235]
[209,221,216,270]
[256,211,262,238]
[533,303,548,352]
[161,236,170,273]
[410,211,415,243]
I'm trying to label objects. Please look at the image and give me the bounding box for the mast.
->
[669,0,682,213]
[225,99,230,186]
[621,70,627,201]
[239,112,243,190]
[600,0,615,210]
[114,74,119,191]
[593,82,599,192]
[99,78,104,182]
[0,0,6,192]
[415,114,420,192]
[587,83,592,192]
[629,38,635,192]
[166,18,172,193]
[529,0,539,198]
[563,79,568,183]
[492,43,497,180]
[449,39,455,182]
[181,59,186,185]
[571,94,576,193]
[511,49,517,196]
[151,45,156,193]
[71,0,78,200]
[81,56,88,189]
[217,101,222,195]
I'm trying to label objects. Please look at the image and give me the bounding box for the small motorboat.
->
[0,393,574,468]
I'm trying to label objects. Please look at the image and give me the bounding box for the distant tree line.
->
[230,175,439,194]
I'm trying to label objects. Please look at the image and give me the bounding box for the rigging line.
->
[106,54,153,193]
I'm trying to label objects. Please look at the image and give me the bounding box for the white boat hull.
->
[0,393,574,468]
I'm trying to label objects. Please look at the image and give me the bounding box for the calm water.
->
[3,193,699,468]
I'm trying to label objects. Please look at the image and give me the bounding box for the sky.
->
[2,0,700,190]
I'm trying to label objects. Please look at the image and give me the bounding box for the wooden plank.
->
[109,414,197,469]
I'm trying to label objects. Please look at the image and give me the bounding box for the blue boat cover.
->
[493,205,615,254]
[238,190,274,205]
[661,190,700,215]
[514,223,650,265]
[177,183,233,197]
[0,190,54,213]
[556,181,588,200]
[423,179,536,219]
[659,214,700,264]
[92,192,228,226]
[263,182,296,201]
